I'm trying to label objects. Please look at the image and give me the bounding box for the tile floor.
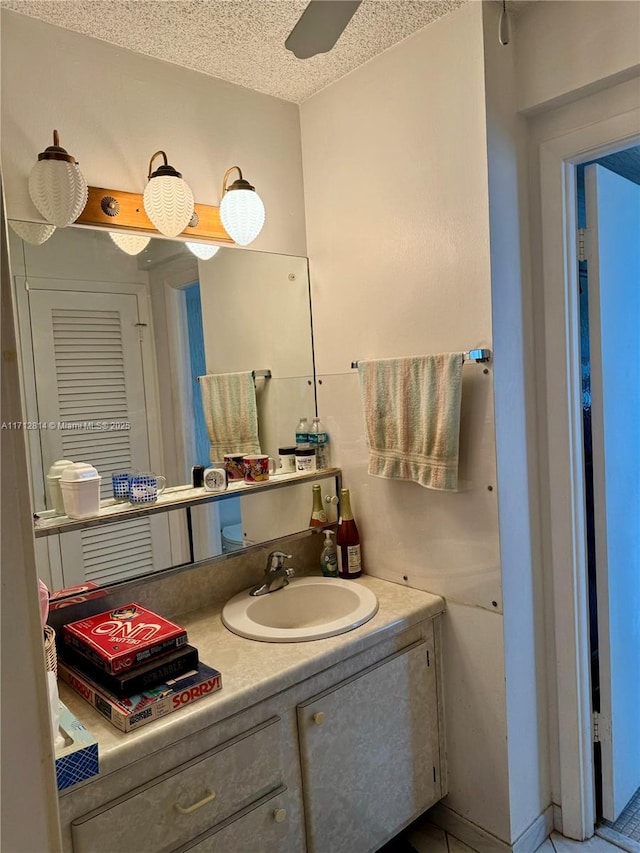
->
[597,787,640,853]
[606,789,640,843]
[380,825,627,853]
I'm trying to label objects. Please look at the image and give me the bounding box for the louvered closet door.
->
[29,289,149,486]
[29,288,172,586]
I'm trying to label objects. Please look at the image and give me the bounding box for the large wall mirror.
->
[8,222,337,601]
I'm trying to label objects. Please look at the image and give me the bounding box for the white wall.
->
[482,3,550,841]
[0,10,307,258]
[516,1,640,113]
[301,2,512,842]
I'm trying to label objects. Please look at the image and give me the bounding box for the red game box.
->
[62,603,188,676]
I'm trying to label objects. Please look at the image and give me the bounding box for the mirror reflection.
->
[9,223,333,598]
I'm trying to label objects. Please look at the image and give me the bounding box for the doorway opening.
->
[576,145,640,849]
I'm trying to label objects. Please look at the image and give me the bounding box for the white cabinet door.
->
[297,639,442,853]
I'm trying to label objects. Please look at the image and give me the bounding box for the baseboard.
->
[425,803,554,853]
[512,806,554,853]
[553,804,563,835]
[427,803,511,853]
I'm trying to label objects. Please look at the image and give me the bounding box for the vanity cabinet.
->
[297,642,440,853]
[60,610,445,853]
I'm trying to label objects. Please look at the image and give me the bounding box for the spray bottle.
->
[320,530,338,578]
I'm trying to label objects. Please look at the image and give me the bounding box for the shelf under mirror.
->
[34,468,341,537]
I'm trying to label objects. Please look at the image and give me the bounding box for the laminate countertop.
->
[58,575,445,780]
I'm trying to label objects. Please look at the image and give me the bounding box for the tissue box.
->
[55,702,99,791]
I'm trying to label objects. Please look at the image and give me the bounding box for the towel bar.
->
[197,370,272,381]
[350,349,492,369]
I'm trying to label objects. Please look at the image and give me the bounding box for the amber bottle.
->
[336,488,362,578]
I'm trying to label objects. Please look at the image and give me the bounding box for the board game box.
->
[58,659,222,733]
[59,643,200,698]
[62,603,188,675]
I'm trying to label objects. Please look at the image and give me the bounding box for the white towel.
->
[199,371,261,461]
[357,353,464,491]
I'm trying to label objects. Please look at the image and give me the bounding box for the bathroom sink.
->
[221,576,378,643]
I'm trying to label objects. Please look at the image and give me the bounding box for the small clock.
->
[203,467,227,492]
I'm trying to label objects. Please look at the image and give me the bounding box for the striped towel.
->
[199,371,261,460]
[357,353,464,491]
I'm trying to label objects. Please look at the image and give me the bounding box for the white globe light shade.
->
[109,232,151,256]
[9,220,56,246]
[220,189,265,246]
[28,159,88,228]
[186,242,220,260]
[143,175,194,238]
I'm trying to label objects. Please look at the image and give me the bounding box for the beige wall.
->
[0,10,307,258]
[301,2,511,841]
[516,0,640,113]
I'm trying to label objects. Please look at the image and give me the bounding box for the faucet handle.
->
[284,567,296,578]
[267,551,293,571]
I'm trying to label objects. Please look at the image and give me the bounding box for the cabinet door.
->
[178,788,295,853]
[297,640,440,853]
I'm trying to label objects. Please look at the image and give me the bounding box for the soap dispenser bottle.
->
[320,530,338,578]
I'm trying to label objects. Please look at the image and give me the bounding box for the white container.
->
[60,463,101,519]
[46,459,75,515]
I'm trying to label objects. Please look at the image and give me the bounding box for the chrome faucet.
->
[249,551,295,596]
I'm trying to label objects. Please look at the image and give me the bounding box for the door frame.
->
[536,106,640,839]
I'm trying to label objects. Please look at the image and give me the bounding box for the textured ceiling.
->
[1,0,469,103]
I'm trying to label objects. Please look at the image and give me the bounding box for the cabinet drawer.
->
[178,787,294,853]
[71,717,282,853]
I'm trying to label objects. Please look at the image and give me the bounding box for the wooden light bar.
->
[75,186,234,243]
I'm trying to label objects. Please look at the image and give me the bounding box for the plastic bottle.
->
[309,416,330,469]
[309,484,328,527]
[320,530,338,578]
[336,488,362,578]
[296,416,310,448]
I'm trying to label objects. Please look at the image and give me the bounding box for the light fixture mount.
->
[222,167,255,194]
[36,129,77,164]
[148,151,183,181]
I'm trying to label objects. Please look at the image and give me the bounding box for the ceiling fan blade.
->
[285,1,362,60]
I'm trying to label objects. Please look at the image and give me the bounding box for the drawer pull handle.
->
[312,711,326,726]
[175,789,216,815]
[273,808,287,823]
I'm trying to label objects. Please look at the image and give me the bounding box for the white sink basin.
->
[221,576,378,643]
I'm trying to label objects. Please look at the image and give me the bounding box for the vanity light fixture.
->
[28,130,88,228]
[109,232,151,256]
[9,220,56,246]
[143,151,194,238]
[219,166,265,246]
[186,241,220,261]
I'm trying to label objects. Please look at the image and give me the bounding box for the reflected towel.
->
[357,353,464,491]
[199,371,261,460]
